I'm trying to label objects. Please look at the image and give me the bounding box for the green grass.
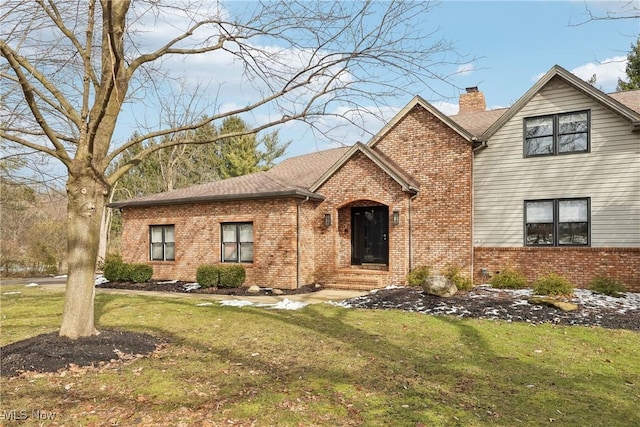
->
[2,285,639,426]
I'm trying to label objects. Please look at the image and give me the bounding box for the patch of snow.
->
[54,275,68,279]
[220,299,255,308]
[195,302,214,307]
[218,298,308,310]
[327,301,353,308]
[25,283,39,287]
[370,285,403,294]
[94,275,109,285]
[158,280,179,285]
[3,291,22,295]
[182,283,201,292]
[266,298,308,310]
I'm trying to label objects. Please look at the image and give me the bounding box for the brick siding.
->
[474,247,640,292]
[120,199,301,288]
[373,105,474,281]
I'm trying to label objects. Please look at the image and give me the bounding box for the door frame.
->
[350,206,389,266]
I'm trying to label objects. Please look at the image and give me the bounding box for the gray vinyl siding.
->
[474,78,640,247]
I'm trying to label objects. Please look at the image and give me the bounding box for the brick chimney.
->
[458,86,486,113]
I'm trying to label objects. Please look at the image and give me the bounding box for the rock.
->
[272,289,284,295]
[247,285,262,294]
[422,275,457,297]
[528,297,578,312]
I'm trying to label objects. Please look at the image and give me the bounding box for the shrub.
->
[196,265,221,289]
[442,266,473,291]
[103,254,126,282]
[489,268,528,289]
[533,273,574,296]
[589,276,626,297]
[129,264,153,283]
[219,265,246,288]
[406,266,432,286]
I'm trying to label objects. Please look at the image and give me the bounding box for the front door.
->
[351,206,389,265]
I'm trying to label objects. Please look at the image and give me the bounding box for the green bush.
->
[533,273,574,296]
[489,268,528,289]
[129,264,153,283]
[589,276,626,297]
[442,266,473,291]
[219,265,246,288]
[103,254,126,282]
[196,265,221,289]
[103,254,153,283]
[406,265,432,286]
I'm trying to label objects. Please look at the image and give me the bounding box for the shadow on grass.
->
[89,292,640,425]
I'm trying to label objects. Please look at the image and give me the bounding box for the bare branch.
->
[0,41,72,166]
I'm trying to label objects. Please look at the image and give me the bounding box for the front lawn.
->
[1,285,638,426]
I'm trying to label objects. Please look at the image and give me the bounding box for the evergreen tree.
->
[617,37,640,91]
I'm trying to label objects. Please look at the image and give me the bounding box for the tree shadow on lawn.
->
[3,292,637,425]
[94,294,640,425]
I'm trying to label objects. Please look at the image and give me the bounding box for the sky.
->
[117,0,638,161]
[7,1,639,184]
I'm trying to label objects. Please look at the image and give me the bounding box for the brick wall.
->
[312,151,408,287]
[373,105,474,280]
[120,198,301,289]
[474,247,640,292]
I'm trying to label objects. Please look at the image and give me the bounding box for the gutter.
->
[108,189,324,209]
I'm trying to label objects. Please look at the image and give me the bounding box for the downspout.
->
[408,193,418,272]
[296,196,310,288]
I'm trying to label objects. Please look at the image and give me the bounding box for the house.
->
[110,65,640,292]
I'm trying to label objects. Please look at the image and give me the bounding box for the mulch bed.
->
[1,330,164,378]
[96,280,323,296]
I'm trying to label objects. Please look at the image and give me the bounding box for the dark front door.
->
[351,206,389,265]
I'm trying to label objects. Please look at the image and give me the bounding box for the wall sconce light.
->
[392,211,400,226]
[324,213,332,227]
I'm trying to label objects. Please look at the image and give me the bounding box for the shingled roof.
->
[109,146,349,208]
[449,108,508,137]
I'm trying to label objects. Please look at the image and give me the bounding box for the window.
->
[150,225,175,261]
[525,199,589,246]
[221,223,253,263]
[524,111,589,157]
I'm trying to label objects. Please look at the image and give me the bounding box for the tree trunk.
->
[59,173,109,339]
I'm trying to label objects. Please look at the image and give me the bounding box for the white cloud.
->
[456,63,475,76]
[532,56,628,92]
[571,57,627,92]
[431,101,458,116]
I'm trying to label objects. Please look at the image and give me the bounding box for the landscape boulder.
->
[422,275,458,297]
[528,297,578,312]
[247,285,262,294]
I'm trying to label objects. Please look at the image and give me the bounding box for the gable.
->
[484,65,640,138]
[310,142,419,194]
[367,96,474,149]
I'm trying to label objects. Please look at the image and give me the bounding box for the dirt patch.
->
[1,330,164,378]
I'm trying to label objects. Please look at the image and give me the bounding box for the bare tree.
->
[571,1,639,25]
[1,0,467,338]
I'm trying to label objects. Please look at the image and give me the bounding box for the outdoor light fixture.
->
[324,213,332,227]
[392,210,400,226]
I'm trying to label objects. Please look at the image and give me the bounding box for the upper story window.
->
[150,225,175,261]
[221,223,253,263]
[524,111,590,157]
[524,198,590,246]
